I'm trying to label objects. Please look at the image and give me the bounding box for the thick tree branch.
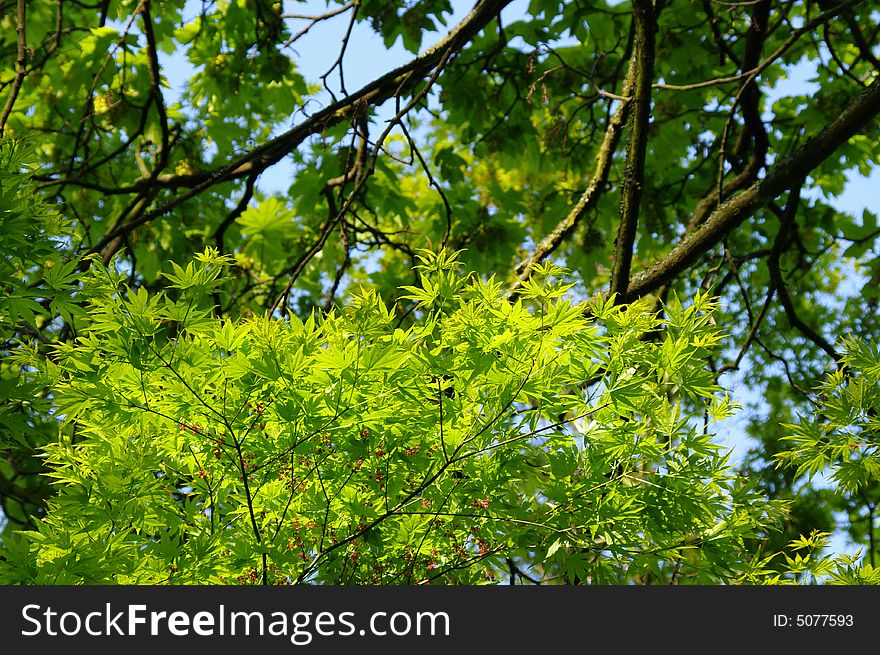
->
[508,48,637,298]
[610,0,656,301]
[84,0,512,259]
[727,0,770,170]
[140,0,171,172]
[620,76,880,303]
[687,0,770,235]
[269,48,456,315]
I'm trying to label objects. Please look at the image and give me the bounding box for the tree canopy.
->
[0,0,879,585]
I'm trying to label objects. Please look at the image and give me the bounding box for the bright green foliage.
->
[0,140,79,527]
[779,340,880,491]
[739,530,880,585]
[1,0,879,585]
[0,250,817,584]
[775,341,880,567]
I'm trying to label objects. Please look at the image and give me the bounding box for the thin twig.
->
[283,1,356,48]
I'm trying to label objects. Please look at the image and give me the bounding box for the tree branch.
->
[653,0,862,92]
[620,76,880,303]
[213,173,258,251]
[508,50,636,298]
[81,0,512,259]
[140,0,171,172]
[0,0,27,138]
[269,47,457,314]
[767,184,843,365]
[610,0,656,301]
